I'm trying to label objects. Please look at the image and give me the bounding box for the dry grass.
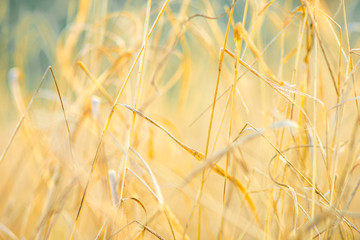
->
[1,0,360,239]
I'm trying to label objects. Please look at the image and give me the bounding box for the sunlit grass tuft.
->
[1,0,360,239]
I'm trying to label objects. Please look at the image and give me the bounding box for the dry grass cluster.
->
[1,0,360,239]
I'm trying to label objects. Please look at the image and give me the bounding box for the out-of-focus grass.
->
[1,0,360,239]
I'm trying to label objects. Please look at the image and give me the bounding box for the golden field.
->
[1,0,360,239]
